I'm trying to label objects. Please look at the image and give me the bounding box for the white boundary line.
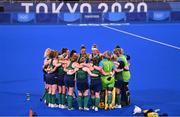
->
[66,23,130,26]
[102,25,180,50]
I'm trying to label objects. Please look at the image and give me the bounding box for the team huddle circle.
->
[42,44,131,111]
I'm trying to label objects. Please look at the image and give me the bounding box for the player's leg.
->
[94,78,102,111]
[58,85,62,108]
[115,80,122,108]
[61,85,66,109]
[121,82,130,106]
[51,82,57,108]
[83,89,89,111]
[94,91,100,111]
[77,91,83,110]
[90,90,95,109]
[107,87,113,109]
[67,86,74,110]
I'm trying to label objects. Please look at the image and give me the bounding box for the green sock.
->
[58,93,62,105]
[100,90,105,102]
[91,96,95,106]
[107,94,112,105]
[84,96,89,108]
[77,96,82,108]
[47,93,51,104]
[44,90,48,102]
[116,94,121,105]
[115,94,118,105]
[67,95,73,108]
[51,94,56,104]
[61,94,66,105]
[95,97,100,107]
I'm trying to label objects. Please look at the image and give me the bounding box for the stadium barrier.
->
[0,1,179,24]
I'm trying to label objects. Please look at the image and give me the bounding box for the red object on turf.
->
[29,108,33,117]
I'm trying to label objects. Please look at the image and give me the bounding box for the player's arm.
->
[48,59,58,73]
[110,63,116,77]
[123,58,130,71]
[114,62,123,72]
[63,61,69,72]
[114,61,119,68]
[83,67,98,77]
[59,60,67,64]
[87,63,94,71]
[124,65,129,71]
[43,58,49,68]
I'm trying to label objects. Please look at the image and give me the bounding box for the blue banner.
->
[12,13,35,23]
[149,11,170,21]
[104,13,126,22]
[59,13,80,22]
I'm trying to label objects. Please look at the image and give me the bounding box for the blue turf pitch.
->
[0,23,180,116]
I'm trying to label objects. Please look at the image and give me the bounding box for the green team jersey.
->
[92,54,101,66]
[57,65,65,76]
[76,68,88,81]
[118,55,131,82]
[67,62,74,70]
[115,71,123,80]
[66,62,75,77]
[79,54,89,63]
[91,69,100,79]
[49,59,54,69]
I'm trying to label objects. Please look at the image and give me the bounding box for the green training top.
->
[91,69,100,79]
[115,71,123,80]
[92,55,101,66]
[67,62,74,70]
[58,65,65,76]
[99,59,115,74]
[66,62,75,77]
[79,54,89,63]
[76,68,88,81]
[118,55,131,82]
[118,55,128,67]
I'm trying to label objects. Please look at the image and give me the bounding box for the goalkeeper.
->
[99,51,116,110]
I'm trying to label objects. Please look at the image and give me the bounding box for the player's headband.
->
[92,47,98,51]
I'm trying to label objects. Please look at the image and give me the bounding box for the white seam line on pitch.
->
[102,25,180,50]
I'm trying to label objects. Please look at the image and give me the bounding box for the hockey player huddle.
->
[42,44,131,111]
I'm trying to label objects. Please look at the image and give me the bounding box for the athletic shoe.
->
[116,105,122,109]
[68,107,74,111]
[50,104,54,108]
[61,105,66,109]
[44,100,46,104]
[59,104,62,108]
[109,104,113,109]
[84,107,89,111]
[94,107,98,111]
[48,103,52,107]
[51,104,57,108]
[79,107,83,111]
[115,104,122,109]
[92,106,95,110]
